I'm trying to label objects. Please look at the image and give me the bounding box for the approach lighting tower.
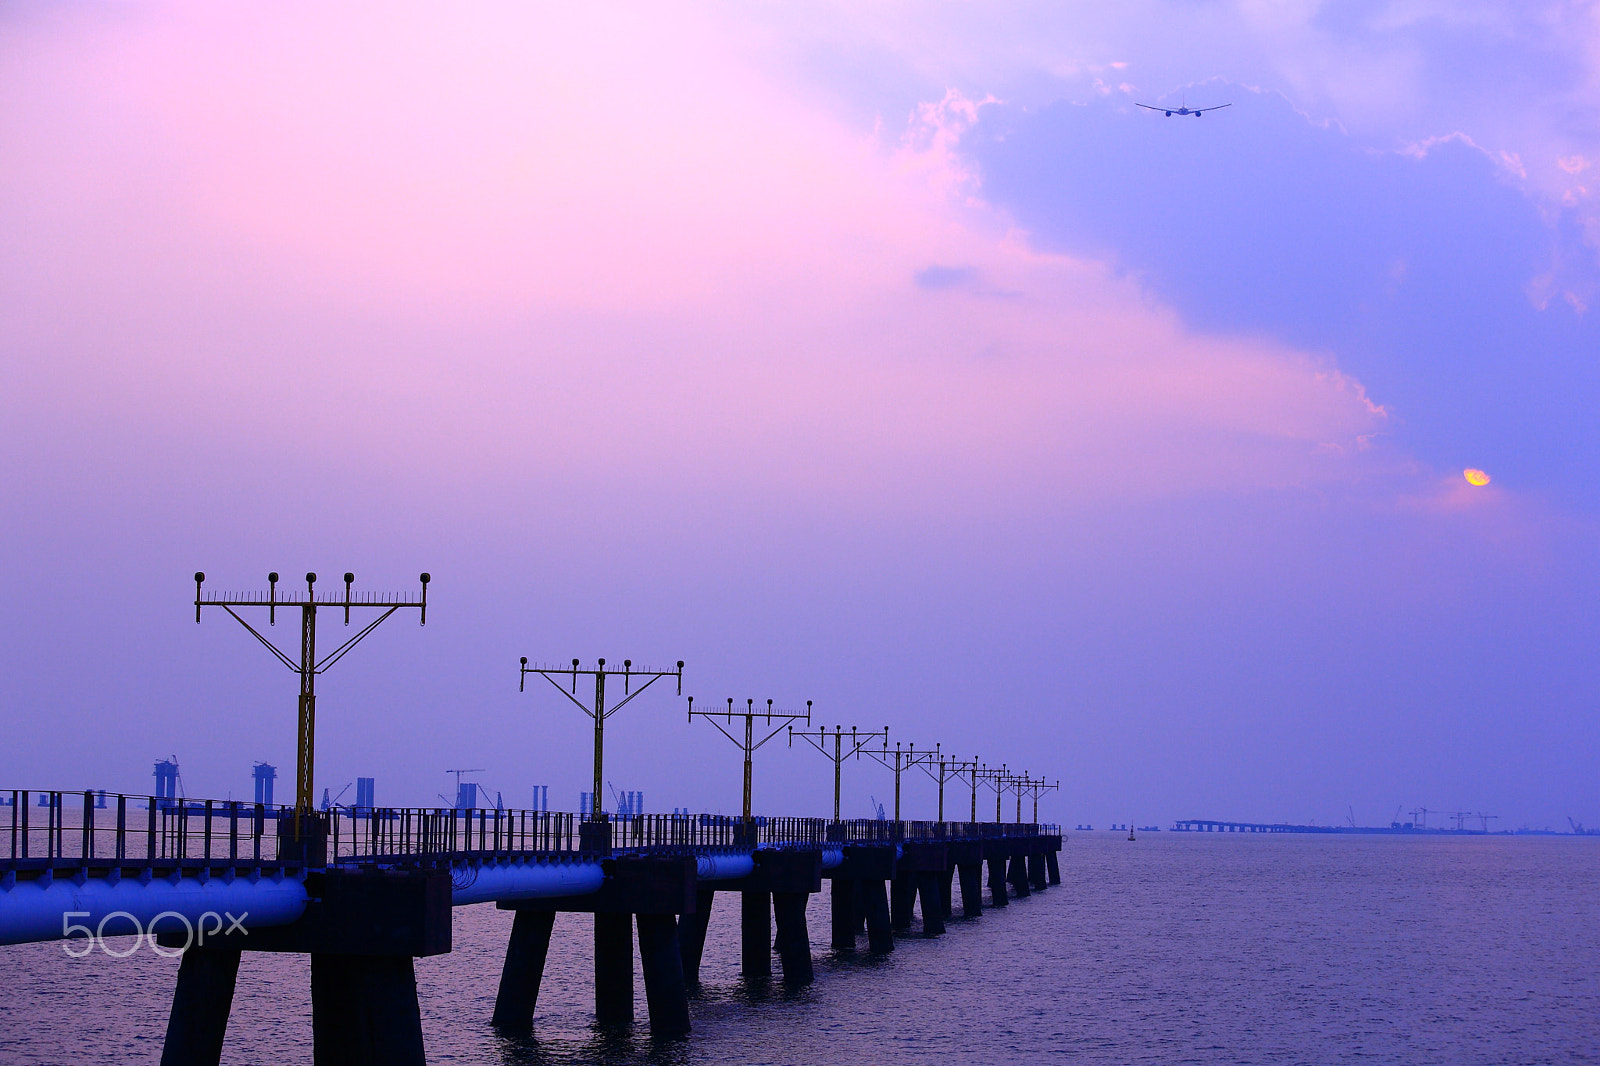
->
[866,741,938,821]
[915,745,978,823]
[1021,777,1060,823]
[194,570,429,814]
[1008,771,1037,823]
[975,762,1009,822]
[957,758,986,822]
[688,697,811,823]
[519,658,684,825]
[788,723,888,821]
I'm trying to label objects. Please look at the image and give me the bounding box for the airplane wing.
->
[1134,103,1166,111]
[1194,104,1232,113]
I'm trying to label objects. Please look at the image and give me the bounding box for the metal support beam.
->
[860,879,894,953]
[772,891,814,985]
[890,872,916,931]
[678,889,715,986]
[160,946,241,1066]
[1008,855,1031,898]
[636,913,691,1035]
[491,909,555,1032]
[987,856,1009,906]
[740,891,772,979]
[593,912,634,1026]
[957,862,984,917]
[309,954,426,1066]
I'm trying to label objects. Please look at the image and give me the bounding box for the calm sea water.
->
[2,832,1596,1065]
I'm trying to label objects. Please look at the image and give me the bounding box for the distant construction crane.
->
[445,769,485,810]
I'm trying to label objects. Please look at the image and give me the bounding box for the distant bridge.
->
[2,788,1061,1064]
[1171,818,1489,835]
[1172,819,1341,834]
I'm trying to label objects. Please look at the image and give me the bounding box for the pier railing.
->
[3,790,283,870]
[826,819,1056,844]
[2,789,1055,872]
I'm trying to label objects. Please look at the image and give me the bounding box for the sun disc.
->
[1463,468,1491,487]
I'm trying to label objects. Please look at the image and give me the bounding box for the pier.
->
[0,791,1061,1064]
[0,573,1064,1063]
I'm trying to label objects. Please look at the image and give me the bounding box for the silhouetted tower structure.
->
[154,759,179,810]
[194,570,429,814]
[687,697,811,824]
[251,762,277,807]
[788,724,888,820]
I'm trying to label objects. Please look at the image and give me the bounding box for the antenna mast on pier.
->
[788,724,888,821]
[520,658,684,826]
[194,570,430,814]
[688,697,811,823]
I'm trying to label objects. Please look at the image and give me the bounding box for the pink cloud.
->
[1,2,1391,517]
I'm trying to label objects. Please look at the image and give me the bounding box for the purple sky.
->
[4,2,1598,829]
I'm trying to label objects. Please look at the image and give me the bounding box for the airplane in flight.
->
[1136,102,1231,117]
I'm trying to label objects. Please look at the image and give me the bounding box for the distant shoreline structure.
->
[1171,818,1594,836]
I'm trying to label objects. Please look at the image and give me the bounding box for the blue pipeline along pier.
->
[0,571,1064,1065]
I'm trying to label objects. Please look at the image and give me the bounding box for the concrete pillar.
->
[1008,855,1031,898]
[635,914,691,1036]
[491,909,555,1031]
[678,888,715,986]
[890,872,916,931]
[861,878,894,953]
[772,891,814,984]
[956,862,984,917]
[987,857,1009,906]
[161,946,241,1066]
[740,891,772,980]
[1046,851,1061,884]
[830,878,857,951]
[594,912,634,1026]
[941,867,956,918]
[915,872,946,936]
[309,954,426,1066]
[1029,853,1048,890]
